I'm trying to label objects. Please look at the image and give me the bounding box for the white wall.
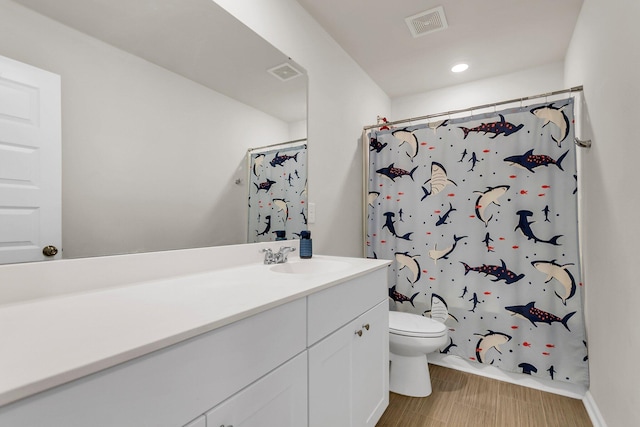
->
[391,62,565,119]
[565,0,640,425]
[213,0,391,257]
[0,0,292,259]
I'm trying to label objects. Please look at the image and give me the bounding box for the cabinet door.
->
[206,352,307,427]
[353,301,389,427]
[308,316,356,427]
[308,300,389,427]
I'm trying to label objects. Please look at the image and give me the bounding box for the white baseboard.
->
[583,391,608,427]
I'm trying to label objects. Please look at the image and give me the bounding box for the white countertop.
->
[0,255,389,407]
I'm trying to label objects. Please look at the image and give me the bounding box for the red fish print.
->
[520,190,528,195]
[447,193,455,197]
[484,291,492,295]
[509,175,517,179]
[541,185,551,189]
[538,193,546,197]
[546,344,555,348]
[483,149,491,153]
[542,352,551,356]
[523,342,532,347]
[511,325,519,329]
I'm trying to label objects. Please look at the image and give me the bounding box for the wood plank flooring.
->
[376,364,592,427]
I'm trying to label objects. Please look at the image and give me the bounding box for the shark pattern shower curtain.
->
[248,143,307,243]
[367,98,588,387]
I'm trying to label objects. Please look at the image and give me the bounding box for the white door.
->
[0,55,61,264]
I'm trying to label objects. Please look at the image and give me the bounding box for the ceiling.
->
[12,0,307,123]
[296,0,584,98]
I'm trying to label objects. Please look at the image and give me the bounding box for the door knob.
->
[42,245,58,257]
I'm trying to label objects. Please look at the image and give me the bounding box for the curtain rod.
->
[247,138,307,153]
[363,85,584,131]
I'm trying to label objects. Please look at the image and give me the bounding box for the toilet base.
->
[389,352,433,397]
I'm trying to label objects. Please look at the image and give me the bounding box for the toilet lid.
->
[389,311,447,338]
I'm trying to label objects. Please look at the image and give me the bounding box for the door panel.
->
[0,55,61,264]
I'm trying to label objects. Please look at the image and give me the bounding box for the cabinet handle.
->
[363,323,370,331]
[355,329,363,337]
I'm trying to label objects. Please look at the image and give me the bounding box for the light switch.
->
[308,202,316,224]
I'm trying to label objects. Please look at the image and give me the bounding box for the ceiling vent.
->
[268,63,303,81]
[405,6,448,38]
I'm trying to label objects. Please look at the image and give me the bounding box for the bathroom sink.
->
[269,259,350,275]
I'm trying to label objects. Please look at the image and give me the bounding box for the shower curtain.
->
[367,98,588,386]
[248,142,307,243]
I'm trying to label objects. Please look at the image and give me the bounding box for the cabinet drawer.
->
[308,268,387,345]
[206,352,307,427]
[0,299,306,427]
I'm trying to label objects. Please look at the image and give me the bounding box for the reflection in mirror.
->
[0,0,307,262]
[247,140,307,243]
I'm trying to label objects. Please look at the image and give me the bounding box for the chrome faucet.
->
[275,246,296,264]
[262,246,296,264]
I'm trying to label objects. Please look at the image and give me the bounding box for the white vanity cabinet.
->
[308,269,389,427]
[205,352,307,427]
[0,257,390,427]
[183,415,206,427]
[0,299,307,427]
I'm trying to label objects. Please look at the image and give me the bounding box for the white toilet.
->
[388,311,448,397]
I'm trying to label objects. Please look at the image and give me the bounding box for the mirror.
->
[247,140,308,243]
[0,0,307,260]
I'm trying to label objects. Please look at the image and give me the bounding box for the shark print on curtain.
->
[248,143,307,242]
[367,98,588,387]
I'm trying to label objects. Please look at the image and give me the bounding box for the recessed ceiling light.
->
[451,63,469,73]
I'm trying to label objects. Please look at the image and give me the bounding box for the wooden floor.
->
[377,364,592,427]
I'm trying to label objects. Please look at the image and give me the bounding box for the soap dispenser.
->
[300,230,312,258]
[274,230,286,241]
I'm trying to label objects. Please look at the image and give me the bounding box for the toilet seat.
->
[389,311,447,338]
